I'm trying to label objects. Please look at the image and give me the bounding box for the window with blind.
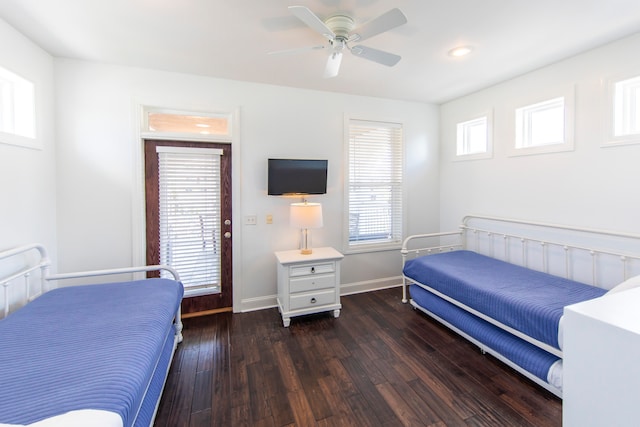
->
[156,146,222,291]
[346,119,403,250]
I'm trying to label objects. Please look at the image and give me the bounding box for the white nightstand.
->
[275,247,344,327]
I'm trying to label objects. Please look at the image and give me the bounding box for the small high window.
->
[613,75,640,138]
[516,97,564,148]
[510,90,574,156]
[456,113,492,160]
[0,66,36,148]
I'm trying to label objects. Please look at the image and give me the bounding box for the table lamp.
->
[290,202,323,254]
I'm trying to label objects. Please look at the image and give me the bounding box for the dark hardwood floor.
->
[154,287,562,426]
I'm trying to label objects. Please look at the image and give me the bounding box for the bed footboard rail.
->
[401,230,464,303]
[45,264,180,282]
[0,243,51,318]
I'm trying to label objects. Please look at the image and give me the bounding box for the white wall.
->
[439,33,640,234]
[0,20,57,259]
[54,59,439,311]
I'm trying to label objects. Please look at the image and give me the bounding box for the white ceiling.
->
[1,0,640,104]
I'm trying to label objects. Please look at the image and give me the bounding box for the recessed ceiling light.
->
[448,46,473,57]
[196,123,211,128]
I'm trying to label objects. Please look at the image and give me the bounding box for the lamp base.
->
[299,228,313,255]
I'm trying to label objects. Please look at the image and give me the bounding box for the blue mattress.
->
[403,250,606,349]
[410,284,559,382]
[0,278,183,426]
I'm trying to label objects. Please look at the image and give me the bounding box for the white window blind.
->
[347,119,403,249]
[156,146,222,291]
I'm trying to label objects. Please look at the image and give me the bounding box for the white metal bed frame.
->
[400,215,640,396]
[1,243,184,343]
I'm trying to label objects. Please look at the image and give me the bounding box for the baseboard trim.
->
[240,295,278,313]
[340,276,402,296]
[181,306,233,318]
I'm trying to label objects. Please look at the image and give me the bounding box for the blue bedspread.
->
[0,278,183,426]
[403,250,606,349]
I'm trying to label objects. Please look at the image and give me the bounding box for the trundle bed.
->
[401,216,640,397]
[0,244,184,427]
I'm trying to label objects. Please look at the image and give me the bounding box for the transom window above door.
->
[141,107,232,141]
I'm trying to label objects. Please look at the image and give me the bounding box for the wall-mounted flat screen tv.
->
[268,158,328,195]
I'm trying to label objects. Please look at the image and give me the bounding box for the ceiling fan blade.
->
[289,5,335,40]
[350,45,401,67]
[268,45,326,56]
[323,51,343,78]
[350,8,407,43]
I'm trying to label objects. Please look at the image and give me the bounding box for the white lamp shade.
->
[290,203,323,229]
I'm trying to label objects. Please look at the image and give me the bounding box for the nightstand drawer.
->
[289,262,334,277]
[290,274,335,293]
[290,289,336,310]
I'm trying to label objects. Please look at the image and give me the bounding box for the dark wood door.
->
[145,139,232,315]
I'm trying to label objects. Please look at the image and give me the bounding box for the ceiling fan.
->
[271,6,408,78]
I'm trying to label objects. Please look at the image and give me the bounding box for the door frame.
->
[132,105,242,313]
[144,139,232,314]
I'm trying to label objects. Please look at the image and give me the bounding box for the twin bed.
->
[402,215,640,397]
[0,244,183,427]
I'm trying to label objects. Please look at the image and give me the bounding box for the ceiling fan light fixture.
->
[325,15,355,37]
[448,46,473,57]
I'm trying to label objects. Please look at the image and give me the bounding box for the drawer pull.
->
[310,297,317,304]
[311,267,315,273]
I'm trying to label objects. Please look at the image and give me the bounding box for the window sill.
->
[0,131,41,150]
[602,135,640,148]
[343,242,402,255]
[507,142,574,157]
[183,286,221,298]
[453,151,493,161]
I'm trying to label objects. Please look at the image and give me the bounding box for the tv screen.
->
[268,158,328,195]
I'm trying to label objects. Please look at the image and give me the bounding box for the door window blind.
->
[156,146,223,290]
[347,119,403,248]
